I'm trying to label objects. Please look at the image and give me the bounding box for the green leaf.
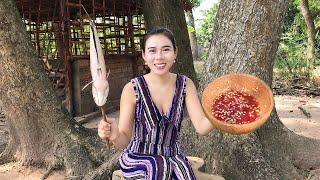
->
[187,25,195,33]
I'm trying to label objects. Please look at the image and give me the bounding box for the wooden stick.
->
[298,106,312,118]
[100,106,112,149]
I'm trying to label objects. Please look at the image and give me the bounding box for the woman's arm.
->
[185,78,214,135]
[98,82,136,149]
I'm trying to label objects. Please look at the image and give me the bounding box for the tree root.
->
[40,162,61,180]
[227,135,281,179]
[258,111,319,179]
[307,169,320,180]
[0,139,14,165]
[0,152,14,165]
[0,143,7,155]
[83,152,121,180]
[290,135,320,170]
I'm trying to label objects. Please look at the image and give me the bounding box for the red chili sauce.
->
[211,90,260,124]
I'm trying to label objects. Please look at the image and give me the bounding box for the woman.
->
[98,27,214,179]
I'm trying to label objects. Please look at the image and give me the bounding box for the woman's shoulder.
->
[176,74,192,83]
[122,80,136,95]
[121,82,137,103]
[179,75,196,91]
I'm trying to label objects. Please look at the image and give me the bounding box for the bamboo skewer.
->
[100,106,112,149]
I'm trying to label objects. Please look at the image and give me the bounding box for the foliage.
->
[187,25,195,33]
[196,3,219,61]
[195,0,319,79]
[275,0,320,79]
[276,34,308,77]
[190,0,202,8]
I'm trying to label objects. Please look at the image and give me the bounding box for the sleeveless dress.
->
[119,74,196,180]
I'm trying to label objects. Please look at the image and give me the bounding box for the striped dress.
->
[119,74,196,180]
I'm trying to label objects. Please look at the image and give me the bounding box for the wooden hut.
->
[15,0,192,116]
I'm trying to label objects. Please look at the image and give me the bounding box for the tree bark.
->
[300,0,316,74]
[0,1,118,179]
[186,11,200,61]
[180,0,320,179]
[142,0,198,87]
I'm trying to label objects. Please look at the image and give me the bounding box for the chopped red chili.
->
[211,90,260,124]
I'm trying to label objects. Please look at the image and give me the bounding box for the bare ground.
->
[275,95,320,139]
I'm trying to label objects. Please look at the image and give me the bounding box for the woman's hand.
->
[98,116,119,142]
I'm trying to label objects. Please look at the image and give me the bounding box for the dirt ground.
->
[275,95,320,139]
[0,94,319,179]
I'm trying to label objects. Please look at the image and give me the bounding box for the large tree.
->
[180,0,320,179]
[300,0,316,75]
[142,0,198,86]
[0,1,118,179]
[186,0,201,62]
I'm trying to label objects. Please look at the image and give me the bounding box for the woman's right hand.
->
[98,116,119,142]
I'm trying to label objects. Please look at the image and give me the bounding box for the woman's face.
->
[142,34,177,75]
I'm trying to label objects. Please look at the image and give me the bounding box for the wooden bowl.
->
[202,73,274,134]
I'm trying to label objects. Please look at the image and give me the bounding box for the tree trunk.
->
[300,0,316,75]
[180,0,320,179]
[186,11,200,62]
[142,0,198,87]
[0,1,118,179]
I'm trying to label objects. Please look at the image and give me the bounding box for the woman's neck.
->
[147,72,173,85]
